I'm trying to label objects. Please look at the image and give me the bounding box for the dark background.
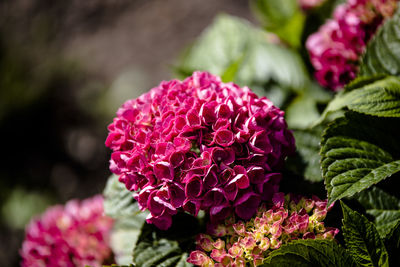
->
[0,1,252,265]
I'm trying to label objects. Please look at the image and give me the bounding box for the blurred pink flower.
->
[20,195,114,267]
[306,0,397,90]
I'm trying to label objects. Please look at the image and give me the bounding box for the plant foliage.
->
[321,112,400,205]
[341,202,389,267]
[261,239,355,267]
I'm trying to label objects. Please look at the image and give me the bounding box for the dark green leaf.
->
[103,175,148,265]
[356,187,400,237]
[134,239,181,267]
[175,14,308,90]
[286,126,324,182]
[341,202,389,267]
[319,76,400,122]
[384,220,400,266]
[360,7,400,76]
[133,213,199,267]
[344,75,387,92]
[261,239,355,267]
[321,112,400,205]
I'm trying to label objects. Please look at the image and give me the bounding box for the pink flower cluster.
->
[106,71,295,230]
[21,195,114,267]
[306,0,397,90]
[187,193,339,267]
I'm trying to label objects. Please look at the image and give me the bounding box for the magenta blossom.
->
[306,0,397,90]
[106,71,295,229]
[188,193,339,267]
[20,195,114,267]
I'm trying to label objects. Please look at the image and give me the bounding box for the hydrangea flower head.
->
[187,193,339,266]
[20,195,114,267]
[106,71,295,230]
[306,0,397,90]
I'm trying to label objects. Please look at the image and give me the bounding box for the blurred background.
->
[0,0,252,265]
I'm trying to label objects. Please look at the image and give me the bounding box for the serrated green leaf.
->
[319,76,400,123]
[103,175,148,265]
[175,14,308,90]
[384,220,400,265]
[355,187,400,238]
[104,174,137,219]
[261,239,355,267]
[344,75,387,91]
[345,77,400,117]
[360,7,400,76]
[133,213,199,267]
[341,202,389,267]
[286,126,324,182]
[321,112,400,205]
[134,239,181,267]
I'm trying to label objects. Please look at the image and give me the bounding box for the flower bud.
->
[196,234,214,252]
[187,251,214,266]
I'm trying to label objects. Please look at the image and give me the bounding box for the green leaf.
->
[286,95,321,129]
[286,126,324,182]
[320,112,400,205]
[319,76,400,122]
[175,14,308,90]
[103,174,143,220]
[251,0,298,29]
[133,213,199,267]
[261,239,355,267]
[384,220,400,266]
[103,175,148,265]
[134,239,182,267]
[344,75,387,92]
[250,0,305,48]
[360,7,400,76]
[355,187,400,237]
[287,81,333,128]
[341,202,389,267]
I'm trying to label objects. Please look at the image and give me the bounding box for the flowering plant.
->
[188,193,338,266]
[18,0,400,266]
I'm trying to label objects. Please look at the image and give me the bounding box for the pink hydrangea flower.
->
[306,0,397,90]
[20,195,114,267]
[188,193,339,266]
[106,71,295,230]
